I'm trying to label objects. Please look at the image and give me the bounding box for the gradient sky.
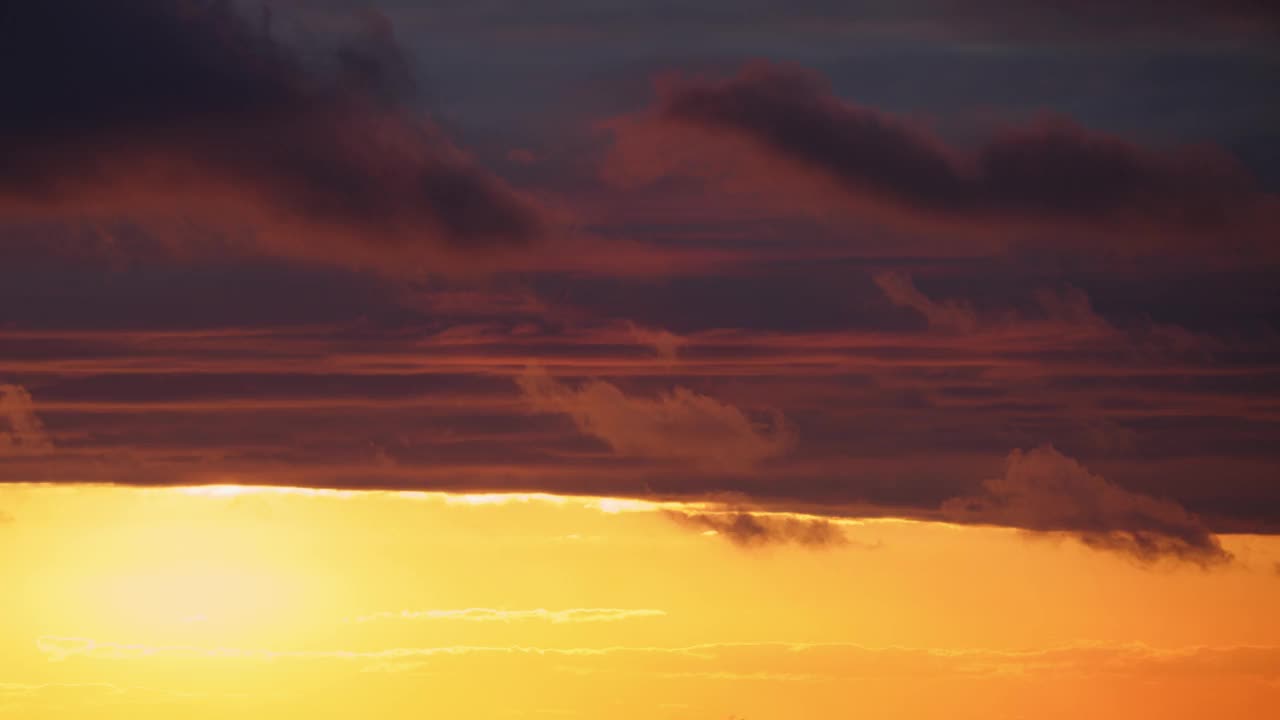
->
[2,1,1279,718]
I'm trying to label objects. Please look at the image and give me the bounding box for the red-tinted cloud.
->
[0,385,53,456]
[518,367,793,470]
[0,1,548,271]
[606,63,1274,256]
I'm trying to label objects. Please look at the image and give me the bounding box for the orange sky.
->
[2,484,1278,719]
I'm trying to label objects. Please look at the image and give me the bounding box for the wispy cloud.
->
[350,608,666,624]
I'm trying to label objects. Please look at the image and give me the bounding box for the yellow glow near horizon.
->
[2,483,1279,719]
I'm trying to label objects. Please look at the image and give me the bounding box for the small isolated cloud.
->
[352,608,666,624]
[518,368,792,469]
[873,272,977,332]
[942,445,1230,565]
[625,322,687,361]
[0,384,53,455]
[664,510,848,548]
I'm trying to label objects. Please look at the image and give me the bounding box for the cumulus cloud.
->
[663,510,849,548]
[607,63,1271,250]
[0,1,547,270]
[518,368,792,469]
[942,445,1230,565]
[0,384,53,456]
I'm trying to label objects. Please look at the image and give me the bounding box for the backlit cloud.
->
[942,445,1231,565]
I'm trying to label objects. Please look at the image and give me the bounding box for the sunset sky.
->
[2,2,1279,718]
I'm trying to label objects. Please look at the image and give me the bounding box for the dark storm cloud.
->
[0,1,547,269]
[608,63,1274,252]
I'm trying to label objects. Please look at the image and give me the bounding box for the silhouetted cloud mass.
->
[608,63,1272,253]
[942,445,1231,565]
[663,510,848,548]
[0,1,547,269]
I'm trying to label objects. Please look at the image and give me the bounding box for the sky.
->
[1,1,1279,718]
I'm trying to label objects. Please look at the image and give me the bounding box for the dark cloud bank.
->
[609,62,1276,256]
[0,1,547,269]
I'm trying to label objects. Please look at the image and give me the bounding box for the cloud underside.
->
[943,445,1230,565]
[0,1,546,270]
[662,510,849,548]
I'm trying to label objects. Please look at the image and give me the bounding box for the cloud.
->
[518,368,793,469]
[942,445,1230,565]
[351,608,666,624]
[0,1,547,270]
[873,272,977,332]
[0,385,53,456]
[663,510,849,548]
[625,322,687,361]
[36,634,1280,685]
[606,63,1272,252]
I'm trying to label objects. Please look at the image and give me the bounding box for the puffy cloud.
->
[0,1,547,270]
[518,368,793,469]
[663,510,848,548]
[942,445,1230,565]
[0,384,53,456]
[607,63,1272,253]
